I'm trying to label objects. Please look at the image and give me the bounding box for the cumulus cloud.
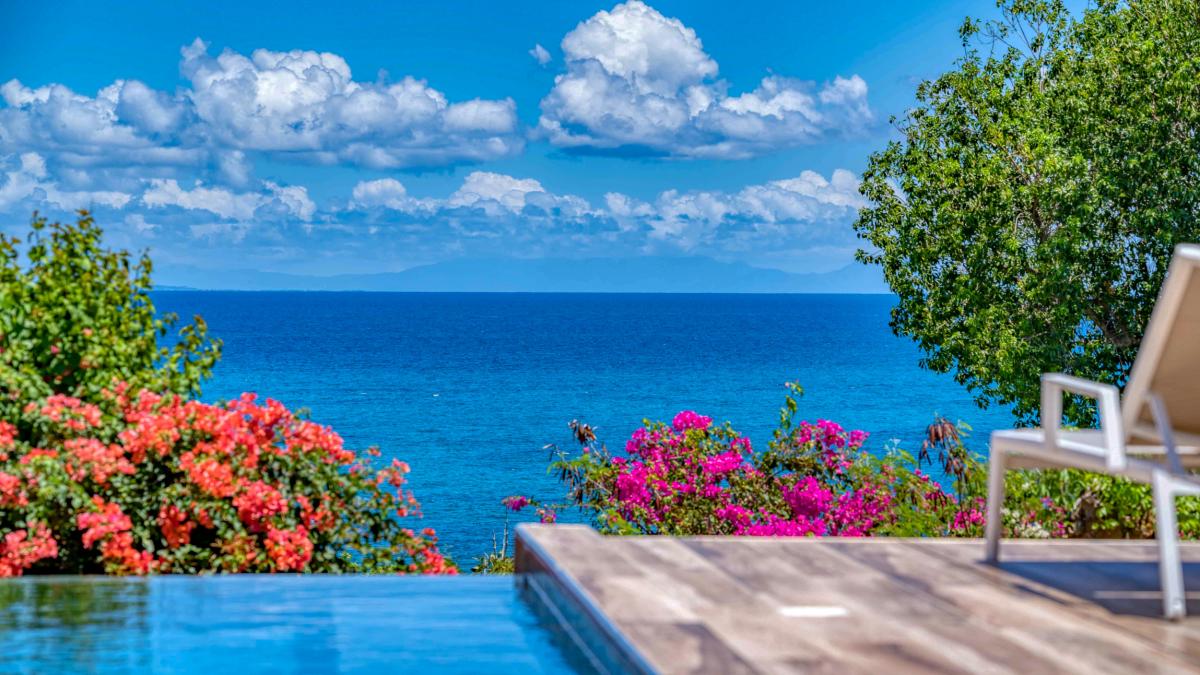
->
[0,152,132,212]
[179,39,522,168]
[0,79,203,171]
[0,38,523,196]
[529,44,552,66]
[350,177,434,212]
[141,178,314,222]
[537,1,872,158]
[350,171,595,220]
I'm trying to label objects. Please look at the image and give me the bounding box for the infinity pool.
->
[0,576,586,674]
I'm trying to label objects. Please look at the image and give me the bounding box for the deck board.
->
[515,525,1200,674]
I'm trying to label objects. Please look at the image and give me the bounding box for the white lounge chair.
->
[985,244,1200,619]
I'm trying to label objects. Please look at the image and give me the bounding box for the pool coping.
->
[515,524,656,675]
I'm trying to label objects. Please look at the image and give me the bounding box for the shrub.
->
[0,386,453,575]
[508,384,987,539]
[503,382,1200,543]
[0,212,220,420]
[0,212,452,575]
[1000,469,1200,539]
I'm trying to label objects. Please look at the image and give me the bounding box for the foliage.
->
[1001,468,1200,539]
[494,382,1200,546]
[854,0,1200,425]
[0,387,454,575]
[0,212,221,423]
[0,212,452,575]
[507,384,986,540]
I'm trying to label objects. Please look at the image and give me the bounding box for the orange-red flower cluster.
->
[25,394,102,431]
[234,481,289,532]
[157,503,195,549]
[0,471,27,507]
[77,496,156,574]
[0,523,58,576]
[0,384,454,576]
[63,438,134,484]
[265,525,314,571]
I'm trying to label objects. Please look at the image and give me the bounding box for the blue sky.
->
[0,0,1019,281]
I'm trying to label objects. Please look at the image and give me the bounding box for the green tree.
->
[0,211,221,422]
[854,0,1200,425]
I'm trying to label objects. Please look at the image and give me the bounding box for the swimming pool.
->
[0,576,588,674]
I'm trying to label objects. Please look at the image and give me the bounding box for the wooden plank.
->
[515,527,1200,674]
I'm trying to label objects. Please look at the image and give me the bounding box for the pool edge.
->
[515,525,656,675]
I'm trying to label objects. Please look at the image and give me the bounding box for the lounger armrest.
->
[1041,373,1126,471]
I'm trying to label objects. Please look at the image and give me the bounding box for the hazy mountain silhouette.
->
[156,257,888,293]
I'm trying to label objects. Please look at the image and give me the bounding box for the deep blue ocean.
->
[153,292,1013,563]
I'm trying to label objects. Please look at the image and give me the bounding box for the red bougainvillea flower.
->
[265,526,313,572]
[179,453,240,498]
[0,522,58,577]
[158,504,196,549]
[1,385,453,575]
[234,481,289,533]
[0,421,15,452]
[0,471,28,508]
[63,438,134,484]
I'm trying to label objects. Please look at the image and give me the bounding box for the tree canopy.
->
[0,211,221,422]
[855,0,1200,425]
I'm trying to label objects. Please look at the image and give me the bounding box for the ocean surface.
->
[153,292,1014,563]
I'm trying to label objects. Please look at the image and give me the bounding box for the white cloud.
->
[0,39,523,194]
[0,79,203,170]
[142,179,262,220]
[529,44,552,66]
[141,178,313,222]
[0,160,866,276]
[0,152,132,212]
[560,0,716,96]
[447,171,549,213]
[351,171,595,219]
[350,177,433,212]
[537,1,872,158]
[342,167,861,253]
[599,168,865,247]
[264,181,316,221]
[180,39,522,168]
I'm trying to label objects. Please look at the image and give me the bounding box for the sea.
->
[153,292,1014,564]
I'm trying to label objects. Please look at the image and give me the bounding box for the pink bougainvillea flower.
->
[501,495,531,512]
[671,410,713,432]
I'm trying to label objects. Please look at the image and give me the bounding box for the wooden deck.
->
[515,524,1200,674]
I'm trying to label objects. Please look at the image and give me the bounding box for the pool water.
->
[0,576,586,674]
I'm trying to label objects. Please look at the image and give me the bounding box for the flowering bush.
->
[0,212,452,575]
[505,383,984,540]
[502,383,1200,544]
[0,386,453,576]
[0,212,220,425]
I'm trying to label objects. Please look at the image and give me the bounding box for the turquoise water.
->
[0,576,585,673]
[153,292,1014,562]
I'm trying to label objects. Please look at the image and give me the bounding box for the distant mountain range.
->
[154,256,889,293]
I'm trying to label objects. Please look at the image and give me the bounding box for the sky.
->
[0,0,1022,283]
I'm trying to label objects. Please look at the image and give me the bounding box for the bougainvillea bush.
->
[496,383,1200,548]
[502,384,989,541]
[0,212,452,575]
[0,388,452,576]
